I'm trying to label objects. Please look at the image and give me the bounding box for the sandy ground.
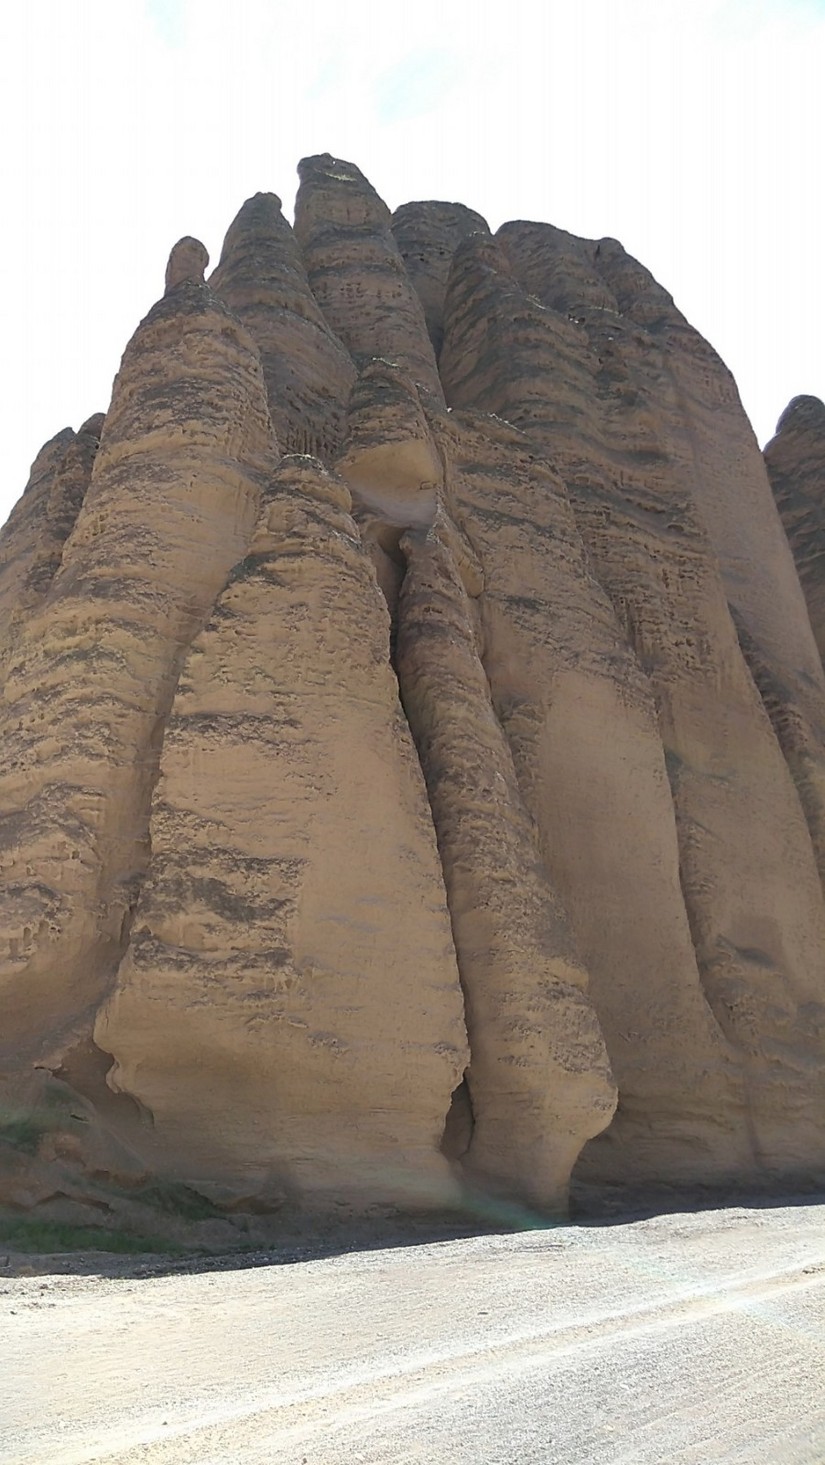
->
[2,1202,825,1464]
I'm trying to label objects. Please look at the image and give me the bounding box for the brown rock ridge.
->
[398,518,616,1210]
[587,241,825,897]
[391,201,490,357]
[336,364,615,1209]
[2,155,825,1234]
[0,415,104,657]
[209,192,356,461]
[435,408,752,1188]
[0,239,271,1064]
[765,395,825,668]
[96,456,467,1208]
[294,155,444,408]
[439,227,825,1179]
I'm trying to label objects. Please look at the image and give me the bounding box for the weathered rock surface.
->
[436,410,753,1188]
[210,192,355,461]
[592,244,825,902]
[0,415,104,656]
[96,456,467,1207]
[765,395,825,668]
[397,519,615,1210]
[0,241,271,1063]
[2,156,825,1233]
[391,201,490,356]
[440,227,825,1180]
[295,155,444,407]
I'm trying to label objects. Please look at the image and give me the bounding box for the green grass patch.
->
[127,1181,223,1222]
[0,1216,188,1255]
[0,1108,55,1155]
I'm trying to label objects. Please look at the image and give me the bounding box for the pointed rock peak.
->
[589,237,675,323]
[18,429,76,500]
[496,221,619,317]
[343,357,433,443]
[391,204,493,356]
[165,236,210,293]
[297,152,374,190]
[295,153,390,230]
[216,192,289,264]
[78,412,106,440]
[775,395,825,436]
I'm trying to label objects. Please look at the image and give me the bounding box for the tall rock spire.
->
[210,192,355,461]
[391,201,490,356]
[295,154,444,407]
[0,240,273,1062]
[765,395,825,669]
[96,455,468,1208]
[441,228,825,1183]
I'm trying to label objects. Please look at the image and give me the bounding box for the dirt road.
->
[3,1202,824,1463]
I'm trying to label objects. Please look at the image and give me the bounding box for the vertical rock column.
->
[209,191,355,461]
[436,410,751,1188]
[391,201,490,357]
[593,240,825,893]
[0,415,104,659]
[765,395,825,670]
[443,229,825,1180]
[0,239,273,1056]
[294,154,445,408]
[397,520,616,1212]
[96,456,468,1207]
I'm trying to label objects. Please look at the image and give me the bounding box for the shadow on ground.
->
[3,1180,824,1281]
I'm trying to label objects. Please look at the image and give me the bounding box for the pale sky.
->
[1,0,823,524]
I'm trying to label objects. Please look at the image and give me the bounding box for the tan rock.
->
[294,155,444,407]
[397,518,616,1212]
[210,192,355,460]
[391,201,490,355]
[165,236,209,291]
[590,239,825,894]
[0,243,272,1060]
[0,415,103,652]
[765,395,825,668]
[441,232,825,1183]
[436,409,754,1188]
[95,456,468,1207]
[3,161,825,1221]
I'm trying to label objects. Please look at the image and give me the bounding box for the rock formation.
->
[95,455,468,1208]
[2,155,825,1244]
[765,395,825,667]
[209,193,355,461]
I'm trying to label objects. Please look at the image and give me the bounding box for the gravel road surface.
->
[3,1202,824,1463]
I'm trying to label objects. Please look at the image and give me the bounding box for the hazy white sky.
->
[1,0,823,522]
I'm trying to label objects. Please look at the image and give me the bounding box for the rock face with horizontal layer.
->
[96,455,468,1208]
[294,154,444,408]
[2,156,825,1237]
[440,227,825,1181]
[0,415,104,657]
[0,240,271,1067]
[765,395,825,668]
[210,192,355,461]
[391,201,490,356]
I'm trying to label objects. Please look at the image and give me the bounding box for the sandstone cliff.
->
[765,395,825,669]
[1,156,824,1245]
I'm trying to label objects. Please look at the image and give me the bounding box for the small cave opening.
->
[440,1073,474,1162]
